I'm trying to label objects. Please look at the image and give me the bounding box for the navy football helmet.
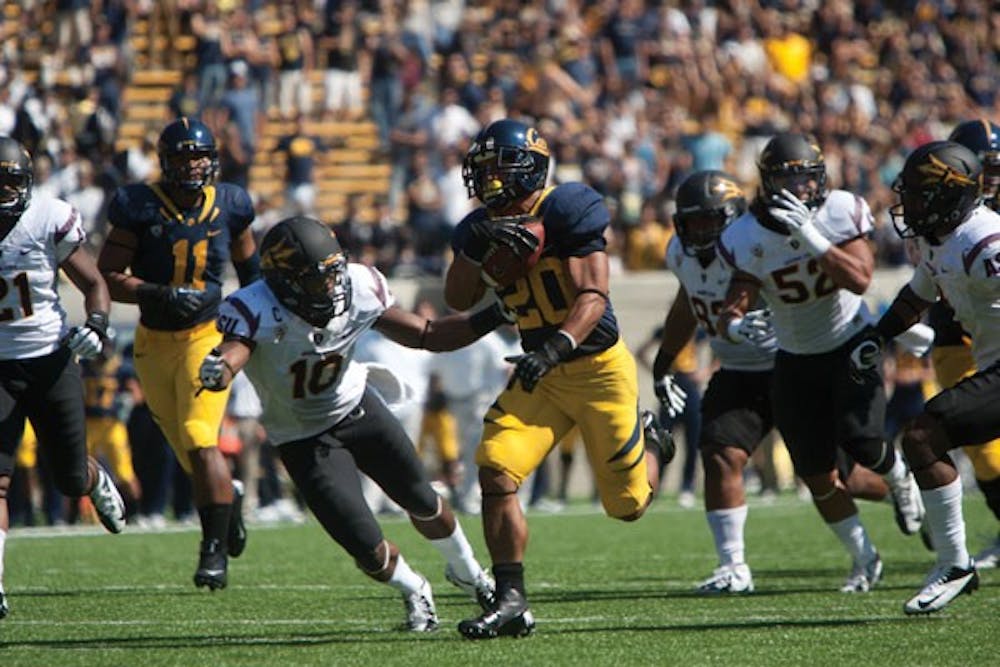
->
[0,136,33,224]
[674,170,746,257]
[890,141,982,239]
[463,119,550,210]
[157,117,218,191]
[260,216,351,327]
[948,118,1000,211]
[757,132,828,209]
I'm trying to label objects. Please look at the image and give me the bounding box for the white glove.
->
[198,348,230,392]
[895,322,935,358]
[726,309,776,347]
[65,325,104,360]
[653,374,688,419]
[768,188,832,256]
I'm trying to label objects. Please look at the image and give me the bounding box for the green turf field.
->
[1,494,996,666]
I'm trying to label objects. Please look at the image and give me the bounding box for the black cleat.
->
[193,539,228,591]
[642,410,675,467]
[457,589,535,640]
[228,480,247,558]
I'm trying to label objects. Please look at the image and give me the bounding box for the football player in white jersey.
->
[197,216,510,632]
[0,136,125,620]
[716,133,925,593]
[851,141,998,613]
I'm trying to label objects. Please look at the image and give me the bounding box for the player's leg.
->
[966,444,1000,566]
[772,350,880,592]
[457,383,564,639]
[899,369,1000,614]
[277,433,438,631]
[346,390,495,611]
[695,369,772,595]
[0,398,19,620]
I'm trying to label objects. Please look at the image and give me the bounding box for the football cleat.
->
[904,561,978,615]
[972,534,1000,569]
[445,563,497,611]
[228,479,247,558]
[642,410,676,468]
[403,577,439,632]
[840,553,883,593]
[888,469,925,536]
[90,464,126,534]
[695,563,755,595]
[0,589,8,620]
[193,538,228,591]
[458,588,535,640]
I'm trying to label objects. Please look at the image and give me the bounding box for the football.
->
[481,219,546,288]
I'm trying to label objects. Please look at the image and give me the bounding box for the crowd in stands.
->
[0,0,997,277]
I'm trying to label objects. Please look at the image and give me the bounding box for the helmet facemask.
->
[0,167,32,223]
[161,147,218,191]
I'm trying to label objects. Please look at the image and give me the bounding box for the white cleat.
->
[841,553,883,593]
[445,563,497,611]
[403,577,439,632]
[0,588,9,620]
[889,471,925,536]
[695,563,755,595]
[903,561,978,615]
[972,535,1000,569]
[90,464,126,534]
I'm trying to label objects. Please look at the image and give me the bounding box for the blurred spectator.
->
[168,70,201,120]
[405,151,447,275]
[273,113,325,216]
[275,4,314,120]
[192,3,227,110]
[218,59,260,161]
[66,157,106,246]
[321,1,367,122]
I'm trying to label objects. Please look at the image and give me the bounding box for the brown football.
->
[481,219,546,288]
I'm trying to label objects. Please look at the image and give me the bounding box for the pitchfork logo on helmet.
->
[157,117,219,191]
[260,216,352,327]
[674,170,746,258]
[0,136,33,224]
[890,140,982,239]
[463,119,550,210]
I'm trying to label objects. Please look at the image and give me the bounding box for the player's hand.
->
[64,311,109,360]
[461,218,494,265]
[491,222,540,262]
[737,308,775,346]
[768,189,831,256]
[849,332,883,384]
[137,284,211,319]
[504,332,575,393]
[198,348,231,392]
[653,373,687,419]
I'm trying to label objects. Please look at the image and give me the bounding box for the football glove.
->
[726,308,775,347]
[460,219,495,265]
[768,189,832,256]
[653,373,687,419]
[491,221,540,262]
[198,347,231,392]
[505,332,575,393]
[64,311,109,360]
[849,331,884,384]
[137,284,212,319]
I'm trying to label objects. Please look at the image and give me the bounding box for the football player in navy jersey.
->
[98,117,261,591]
[445,119,674,639]
[0,136,125,620]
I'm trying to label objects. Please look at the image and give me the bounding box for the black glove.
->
[505,332,575,393]
[491,222,540,262]
[137,284,210,319]
[469,300,517,336]
[848,329,884,385]
[461,219,495,264]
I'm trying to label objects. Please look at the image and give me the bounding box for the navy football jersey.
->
[107,183,254,330]
[452,183,620,357]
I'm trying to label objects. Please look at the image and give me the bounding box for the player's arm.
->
[444,253,487,311]
[198,337,254,392]
[373,301,512,352]
[816,236,874,295]
[230,227,261,287]
[716,270,761,343]
[62,246,111,319]
[97,227,142,303]
[651,286,698,380]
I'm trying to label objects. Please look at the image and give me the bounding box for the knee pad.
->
[902,414,952,473]
[841,438,892,475]
[978,477,1000,523]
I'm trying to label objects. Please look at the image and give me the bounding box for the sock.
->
[829,514,877,565]
[387,554,425,596]
[430,522,480,582]
[923,477,970,568]
[493,562,525,598]
[706,505,748,567]
[0,528,6,587]
[881,455,908,486]
[197,504,231,545]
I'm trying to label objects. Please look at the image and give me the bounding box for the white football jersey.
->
[718,189,873,354]
[217,263,396,445]
[665,236,774,371]
[0,196,86,360]
[908,205,1000,369]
